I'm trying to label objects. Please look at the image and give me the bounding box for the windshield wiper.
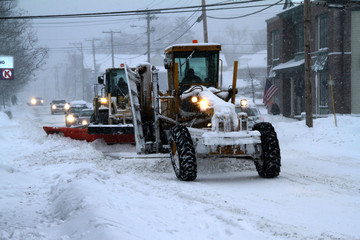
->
[181,50,195,67]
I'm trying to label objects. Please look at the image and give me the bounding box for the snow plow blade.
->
[43,126,135,144]
[87,124,134,135]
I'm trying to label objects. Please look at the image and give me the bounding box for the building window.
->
[271,30,280,60]
[295,23,304,53]
[317,14,328,49]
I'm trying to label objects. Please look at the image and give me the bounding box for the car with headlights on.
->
[65,102,89,127]
[75,109,93,127]
[235,100,263,129]
[50,99,70,114]
[29,97,44,106]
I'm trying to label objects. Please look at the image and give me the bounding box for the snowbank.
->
[1,105,360,240]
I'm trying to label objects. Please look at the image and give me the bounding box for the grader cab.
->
[126,42,281,181]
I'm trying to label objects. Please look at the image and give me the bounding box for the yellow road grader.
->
[125,42,281,181]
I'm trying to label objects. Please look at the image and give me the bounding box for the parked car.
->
[29,97,44,106]
[235,103,263,129]
[65,102,89,127]
[50,99,70,114]
[75,109,94,127]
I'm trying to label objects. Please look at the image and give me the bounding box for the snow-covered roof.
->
[84,52,228,74]
[219,53,228,68]
[70,100,87,105]
[165,42,221,49]
[272,58,304,71]
[238,50,267,69]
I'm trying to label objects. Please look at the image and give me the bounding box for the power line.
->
[31,17,137,26]
[207,0,282,20]
[154,15,201,52]
[0,1,269,19]
[153,10,199,42]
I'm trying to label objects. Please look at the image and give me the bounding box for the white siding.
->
[351,10,360,114]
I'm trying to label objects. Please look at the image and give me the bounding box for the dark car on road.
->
[75,109,94,127]
[65,101,89,127]
[235,104,263,129]
[29,97,44,106]
[50,100,70,114]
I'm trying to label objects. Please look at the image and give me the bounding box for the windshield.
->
[235,107,260,116]
[174,51,219,89]
[106,68,128,96]
[80,110,93,116]
[69,106,87,114]
[52,100,66,104]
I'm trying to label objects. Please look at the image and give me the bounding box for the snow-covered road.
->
[1,104,359,240]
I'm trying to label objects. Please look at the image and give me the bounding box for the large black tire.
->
[168,125,197,181]
[252,122,281,178]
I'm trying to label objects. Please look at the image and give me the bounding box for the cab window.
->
[107,69,127,96]
[174,50,219,88]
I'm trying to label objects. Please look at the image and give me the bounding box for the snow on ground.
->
[1,104,360,240]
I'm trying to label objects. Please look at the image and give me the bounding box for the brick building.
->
[266,0,360,117]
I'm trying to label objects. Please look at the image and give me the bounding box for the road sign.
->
[0,56,14,80]
[1,69,13,80]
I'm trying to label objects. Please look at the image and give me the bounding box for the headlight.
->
[240,99,248,107]
[30,98,37,105]
[52,105,57,110]
[100,97,108,104]
[191,96,198,103]
[41,100,44,104]
[199,99,209,111]
[66,114,76,123]
[81,119,88,126]
[64,103,70,110]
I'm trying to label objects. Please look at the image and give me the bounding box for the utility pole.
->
[146,10,159,63]
[86,39,100,83]
[70,55,77,98]
[53,66,59,99]
[71,42,85,99]
[132,11,158,63]
[79,43,85,100]
[146,12,151,63]
[202,0,209,43]
[103,30,121,68]
[304,0,313,127]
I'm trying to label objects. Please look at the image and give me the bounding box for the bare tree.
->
[211,24,248,66]
[0,1,47,106]
[249,28,267,53]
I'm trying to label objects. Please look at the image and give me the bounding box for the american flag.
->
[263,79,279,109]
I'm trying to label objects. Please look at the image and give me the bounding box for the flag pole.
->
[330,74,337,127]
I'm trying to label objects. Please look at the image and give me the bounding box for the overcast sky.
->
[15,0,287,97]
[16,0,285,52]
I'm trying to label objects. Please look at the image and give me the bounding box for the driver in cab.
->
[181,68,201,84]
[116,77,128,96]
[180,68,202,93]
